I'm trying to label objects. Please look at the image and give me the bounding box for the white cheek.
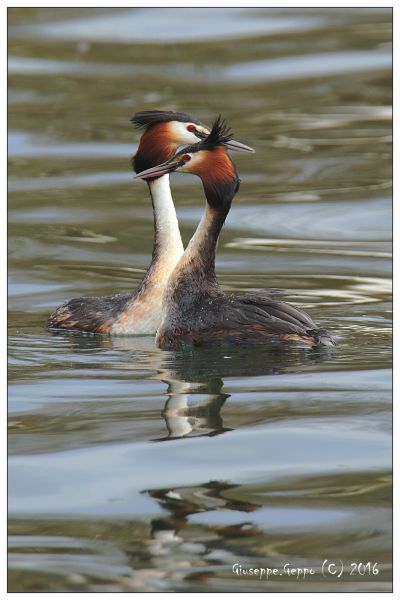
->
[170,121,202,144]
[180,152,203,172]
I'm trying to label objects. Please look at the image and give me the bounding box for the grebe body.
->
[136,118,335,349]
[47,111,253,335]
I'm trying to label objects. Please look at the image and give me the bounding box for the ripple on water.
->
[14,8,326,43]
[8,131,136,159]
[8,423,391,516]
[221,198,392,241]
[223,50,392,82]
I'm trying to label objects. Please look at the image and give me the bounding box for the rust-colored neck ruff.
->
[134,122,176,173]
[189,147,239,216]
[192,147,238,190]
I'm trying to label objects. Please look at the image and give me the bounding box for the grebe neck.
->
[171,181,235,283]
[181,204,225,279]
[148,175,184,261]
[109,174,183,335]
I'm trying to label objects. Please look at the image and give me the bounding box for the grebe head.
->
[131,110,254,174]
[135,116,241,211]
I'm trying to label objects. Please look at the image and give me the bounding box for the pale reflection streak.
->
[156,379,230,441]
[135,479,260,589]
[110,336,332,442]
[220,269,392,307]
[227,237,391,259]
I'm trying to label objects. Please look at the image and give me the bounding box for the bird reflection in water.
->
[154,341,332,440]
[47,333,334,589]
[58,332,333,442]
[155,378,231,441]
[140,480,260,586]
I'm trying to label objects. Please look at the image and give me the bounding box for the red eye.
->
[182,154,191,162]
[187,124,196,133]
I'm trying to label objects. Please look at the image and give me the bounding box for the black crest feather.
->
[131,110,202,130]
[202,115,233,148]
[175,115,233,156]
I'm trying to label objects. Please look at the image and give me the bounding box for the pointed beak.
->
[224,139,255,153]
[195,130,255,152]
[134,158,182,180]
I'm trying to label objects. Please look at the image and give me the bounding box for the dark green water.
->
[8,7,392,593]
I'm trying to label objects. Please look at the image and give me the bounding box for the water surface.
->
[8,7,392,593]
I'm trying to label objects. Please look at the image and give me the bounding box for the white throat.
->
[110,174,183,336]
[149,175,184,259]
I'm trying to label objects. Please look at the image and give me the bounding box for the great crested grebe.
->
[47,110,254,335]
[136,117,335,349]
